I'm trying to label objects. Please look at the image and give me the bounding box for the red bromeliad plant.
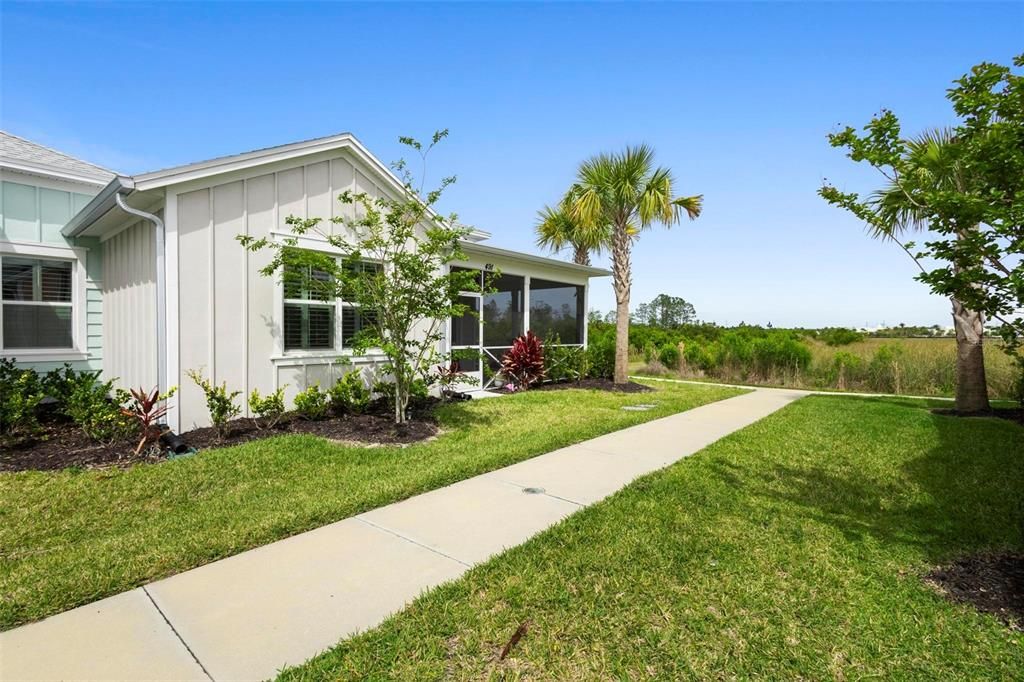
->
[500,331,546,390]
[121,386,174,455]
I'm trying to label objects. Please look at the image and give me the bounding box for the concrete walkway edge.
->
[0,387,807,682]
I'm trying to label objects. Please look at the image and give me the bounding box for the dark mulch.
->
[925,552,1024,631]
[0,422,149,472]
[1,401,440,473]
[534,378,654,394]
[932,407,1024,424]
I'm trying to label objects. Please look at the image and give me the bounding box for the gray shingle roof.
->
[0,131,116,183]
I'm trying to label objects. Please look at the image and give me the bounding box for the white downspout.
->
[115,193,167,403]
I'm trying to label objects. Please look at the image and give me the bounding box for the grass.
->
[282,395,1024,680]
[0,380,740,630]
[635,336,1018,399]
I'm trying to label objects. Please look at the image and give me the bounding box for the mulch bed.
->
[925,552,1024,631]
[931,407,1024,424]
[1,401,439,473]
[534,378,654,394]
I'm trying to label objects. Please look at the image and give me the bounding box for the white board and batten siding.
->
[173,151,389,430]
[102,219,157,391]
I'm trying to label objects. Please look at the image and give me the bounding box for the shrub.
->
[501,331,545,389]
[658,344,680,369]
[819,327,865,346]
[683,342,716,372]
[750,335,811,376]
[121,386,176,454]
[65,374,134,444]
[294,384,330,420]
[830,351,863,390]
[586,327,616,379]
[543,339,585,383]
[42,363,96,415]
[0,360,45,442]
[433,360,477,400]
[329,371,371,414]
[248,387,286,429]
[868,344,905,393]
[186,369,241,437]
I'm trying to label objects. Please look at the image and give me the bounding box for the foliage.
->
[248,387,287,429]
[750,335,811,375]
[432,361,477,400]
[867,344,906,394]
[817,327,865,346]
[658,343,680,369]
[586,322,616,380]
[632,294,698,328]
[329,371,372,414]
[65,373,134,444]
[121,386,176,454]
[239,130,486,424]
[293,385,330,421]
[830,351,863,390]
[561,145,703,383]
[535,200,608,266]
[500,331,546,389]
[542,338,586,383]
[820,54,1024,364]
[186,369,242,437]
[0,360,45,442]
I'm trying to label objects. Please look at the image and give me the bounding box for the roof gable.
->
[0,131,115,185]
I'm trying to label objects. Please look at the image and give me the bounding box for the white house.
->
[14,131,609,432]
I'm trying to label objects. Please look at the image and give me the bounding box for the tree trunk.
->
[951,296,990,413]
[572,243,591,266]
[611,225,631,384]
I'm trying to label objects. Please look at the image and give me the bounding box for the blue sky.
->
[2,2,1020,327]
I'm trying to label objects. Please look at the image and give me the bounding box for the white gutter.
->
[115,193,168,403]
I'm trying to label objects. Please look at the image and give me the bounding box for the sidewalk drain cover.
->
[523,487,546,495]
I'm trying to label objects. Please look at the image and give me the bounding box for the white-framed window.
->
[280,256,381,354]
[0,241,87,358]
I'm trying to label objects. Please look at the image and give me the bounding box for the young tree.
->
[567,146,703,383]
[648,293,697,327]
[821,55,1023,412]
[239,131,481,424]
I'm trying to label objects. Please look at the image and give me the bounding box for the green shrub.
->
[830,351,863,389]
[819,327,865,346]
[329,371,371,414]
[42,363,96,414]
[294,384,330,420]
[248,387,286,429]
[187,369,242,437]
[64,374,135,443]
[543,340,585,383]
[750,335,811,376]
[0,360,45,442]
[658,344,680,369]
[868,344,905,393]
[683,342,716,372]
[586,327,616,379]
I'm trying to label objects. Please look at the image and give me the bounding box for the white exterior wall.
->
[170,150,393,430]
[102,219,157,390]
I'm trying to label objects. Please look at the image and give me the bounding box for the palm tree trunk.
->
[572,243,591,266]
[950,297,990,413]
[611,225,631,384]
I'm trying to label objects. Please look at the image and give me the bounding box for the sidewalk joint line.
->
[142,586,215,682]
[355,516,472,568]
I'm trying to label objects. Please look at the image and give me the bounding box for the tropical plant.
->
[329,371,372,414]
[239,130,484,424]
[501,331,545,389]
[293,385,330,421]
[65,375,134,444]
[186,369,241,438]
[534,201,608,266]
[565,145,702,383]
[433,361,476,400]
[0,361,45,443]
[248,387,286,429]
[121,386,176,454]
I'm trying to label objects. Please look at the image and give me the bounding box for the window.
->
[281,257,381,353]
[529,279,584,344]
[1,256,74,349]
[283,263,335,351]
[482,274,524,347]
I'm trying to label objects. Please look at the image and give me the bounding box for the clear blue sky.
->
[2,2,1020,327]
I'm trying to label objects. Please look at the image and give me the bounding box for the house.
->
[2,131,608,432]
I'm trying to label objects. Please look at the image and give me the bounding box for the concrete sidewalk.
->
[1,387,806,682]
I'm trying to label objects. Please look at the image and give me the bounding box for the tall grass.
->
[640,336,1016,399]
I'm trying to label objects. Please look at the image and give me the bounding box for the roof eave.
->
[459,241,611,277]
[0,158,113,187]
[61,176,136,237]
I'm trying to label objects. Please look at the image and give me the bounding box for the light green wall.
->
[1,179,103,373]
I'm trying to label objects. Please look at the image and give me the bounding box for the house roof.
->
[0,131,115,185]
[460,240,610,277]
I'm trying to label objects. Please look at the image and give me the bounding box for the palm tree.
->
[871,128,990,412]
[567,145,702,383]
[534,201,608,266]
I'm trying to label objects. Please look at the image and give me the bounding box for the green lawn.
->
[283,395,1024,680]
[0,381,740,629]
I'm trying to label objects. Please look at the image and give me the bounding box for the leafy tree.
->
[820,55,1023,412]
[535,200,609,266]
[239,131,482,423]
[565,146,703,383]
[648,293,697,327]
